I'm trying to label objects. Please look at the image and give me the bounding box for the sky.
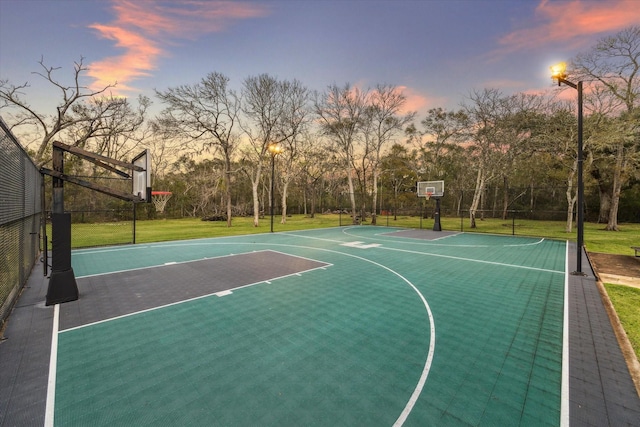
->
[1,0,640,119]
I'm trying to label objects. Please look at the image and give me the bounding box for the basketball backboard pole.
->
[433,197,442,231]
[46,143,79,305]
[42,142,152,305]
[417,180,444,232]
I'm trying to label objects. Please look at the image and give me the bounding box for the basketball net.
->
[151,191,172,213]
[425,192,433,201]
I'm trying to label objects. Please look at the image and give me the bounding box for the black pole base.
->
[46,268,79,305]
[47,212,79,305]
[433,197,442,231]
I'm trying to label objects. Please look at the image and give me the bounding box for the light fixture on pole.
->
[268,143,283,233]
[551,62,585,275]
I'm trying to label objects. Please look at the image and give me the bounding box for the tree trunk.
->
[310,184,317,218]
[224,157,232,227]
[346,167,358,224]
[565,160,577,233]
[469,168,484,228]
[606,143,624,231]
[591,167,611,223]
[225,187,232,227]
[371,169,379,225]
[597,184,612,224]
[281,178,289,224]
[501,176,509,220]
[530,181,535,210]
[252,165,263,227]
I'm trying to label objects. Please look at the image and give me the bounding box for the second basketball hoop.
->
[417,180,444,231]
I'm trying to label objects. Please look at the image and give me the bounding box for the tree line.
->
[1,26,639,231]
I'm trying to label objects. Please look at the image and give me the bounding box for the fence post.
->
[133,202,136,244]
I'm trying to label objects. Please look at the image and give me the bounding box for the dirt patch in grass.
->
[589,252,640,288]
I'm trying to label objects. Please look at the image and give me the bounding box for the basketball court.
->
[2,225,640,425]
[42,226,571,426]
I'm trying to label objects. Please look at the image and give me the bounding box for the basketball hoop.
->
[425,192,433,201]
[151,191,172,213]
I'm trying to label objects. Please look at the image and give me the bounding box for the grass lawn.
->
[66,214,640,255]
[604,283,640,360]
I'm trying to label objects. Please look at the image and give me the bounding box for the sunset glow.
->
[498,0,640,53]
[1,0,637,114]
[86,0,269,94]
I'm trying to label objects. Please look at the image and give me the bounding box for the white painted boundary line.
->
[75,249,301,279]
[560,241,570,427]
[75,250,263,278]
[392,274,436,427]
[341,227,546,248]
[44,304,59,427]
[282,231,562,274]
[377,229,461,241]
[379,245,564,275]
[61,258,332,333]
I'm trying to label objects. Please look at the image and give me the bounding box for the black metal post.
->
[133,202,137,244]
[47,145,79,305]
[433,197,442,231]
[460,190,464,232]
[576,81,584,274]
[556,74,585,275]
[270,153,275,233]
[52,145,64,214]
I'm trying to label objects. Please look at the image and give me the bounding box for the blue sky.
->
[1,0,639,117]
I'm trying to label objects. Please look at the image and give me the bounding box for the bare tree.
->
[463,89,544,227]
[408,108,469,176]
[70,95,151,160]
[570,25,640,230]
[0,56,135,165]
[155,72,241,227]
[296,134,333,217]
[146,126,184,185]
[277,82,312,223]
[314,83,367,224]
[243,74,308,227]
[364,84,415,224]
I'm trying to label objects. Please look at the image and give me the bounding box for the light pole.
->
[551,62,585,275]
[268,143,283,233]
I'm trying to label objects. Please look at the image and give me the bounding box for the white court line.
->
[391,271,436,427]
[73,245,149,255]
[44,304,59,427]
[76,249,279,279]
[340,227,546,248]
[61,261,331,333]
[379,245,564,275]
[560,241,570,427]
[285,232,563,274]
[71,230,272,255]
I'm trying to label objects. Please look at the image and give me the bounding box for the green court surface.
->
[50,227,567,426]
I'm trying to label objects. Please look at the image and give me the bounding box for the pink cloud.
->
[87,0,270,94]
[497,0,640,54]
[394,86,430,115]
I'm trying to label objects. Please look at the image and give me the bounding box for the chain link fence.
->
[0,117,42,329]
[43,209,135,249]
